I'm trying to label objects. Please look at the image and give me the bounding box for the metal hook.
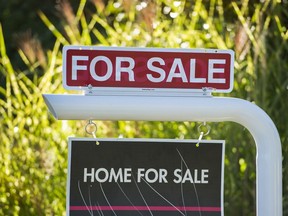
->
[85,120,100,145]
[196,122,210,147]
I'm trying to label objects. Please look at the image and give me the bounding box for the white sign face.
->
[67,138,225,216]
[63,46,234,93]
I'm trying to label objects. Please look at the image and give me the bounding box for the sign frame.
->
[66,137,225,216]
[62,46,234,94]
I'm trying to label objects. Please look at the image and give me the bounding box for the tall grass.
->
[0,0,287,215]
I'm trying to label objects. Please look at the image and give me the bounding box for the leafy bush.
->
[0,0,287,215]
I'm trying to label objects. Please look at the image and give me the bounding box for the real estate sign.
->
[67,138,225,216]
[63,46,234,93]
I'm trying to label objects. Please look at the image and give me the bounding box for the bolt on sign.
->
[63,46,234,93]
[67,138,225,216]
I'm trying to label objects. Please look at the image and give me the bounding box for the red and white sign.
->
[63,46,234,93]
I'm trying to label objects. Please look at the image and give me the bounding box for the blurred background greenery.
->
[0,0,287,215]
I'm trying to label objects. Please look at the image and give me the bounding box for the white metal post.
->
[43,94,282,216]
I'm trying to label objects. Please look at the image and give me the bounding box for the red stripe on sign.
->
[70,205,221,212]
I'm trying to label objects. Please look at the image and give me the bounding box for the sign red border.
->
[62,46,234,93]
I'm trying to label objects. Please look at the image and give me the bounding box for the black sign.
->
[67,138,224,216]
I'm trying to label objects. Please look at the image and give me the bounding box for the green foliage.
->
[0,24,67,215]
[0,0,287,215]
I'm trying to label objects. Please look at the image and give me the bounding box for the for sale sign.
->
[63,46,234,93]
[67,138,225,216]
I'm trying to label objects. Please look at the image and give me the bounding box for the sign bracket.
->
[84,86,214,97]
